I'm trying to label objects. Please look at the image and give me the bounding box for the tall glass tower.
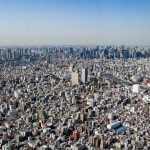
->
[82,67,88,83]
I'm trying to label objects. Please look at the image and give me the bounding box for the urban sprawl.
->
[1,45,150,150]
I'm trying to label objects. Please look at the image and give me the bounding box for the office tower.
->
[132,49,137,58]
[69,64,74,72]
[80,51,84,58]
[120,49,130,59]
[96,46,100,56]
[12,51,16,60]
[3,52,7,60]
[71,71,79,85]
[16,49,22,60]
[86,50,91,58]
[19,49,23,58]
[121,45,125,51]
[0,49,2,60]
[82,67,88,83]
[29,49,32,55]
[7,49,12,60]
[70,47,74,55]
[47,55,52,64]
[25,48,28,54]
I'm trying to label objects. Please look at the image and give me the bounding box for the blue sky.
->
[0,0,150,45]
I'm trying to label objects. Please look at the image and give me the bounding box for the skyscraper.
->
[71,71,79,85]
[82,67,88,83]
[47,55,52,64]
[69,64,74,72]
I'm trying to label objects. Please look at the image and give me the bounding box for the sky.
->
[0,0,150,46]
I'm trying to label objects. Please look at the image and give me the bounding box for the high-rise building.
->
[71,71,79,85]
[7,49,12,60]
[12,51,16,60]
[0,49,2,60]
[82,67,88,83]
[69,64,74,72]
[47,55,52,64]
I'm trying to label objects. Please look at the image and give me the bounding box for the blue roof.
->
[115,126,126,133]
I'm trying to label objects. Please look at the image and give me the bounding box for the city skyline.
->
[0,0,150,46]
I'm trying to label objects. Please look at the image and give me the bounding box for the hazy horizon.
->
[0,0,150,46]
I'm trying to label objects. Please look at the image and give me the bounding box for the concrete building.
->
[132,84,140,93]
[71,71,79,85]
[82,67,88,83]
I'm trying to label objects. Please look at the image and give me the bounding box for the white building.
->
[132,84,140,93]
[142,95,150,102]
[108,113,115,120]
